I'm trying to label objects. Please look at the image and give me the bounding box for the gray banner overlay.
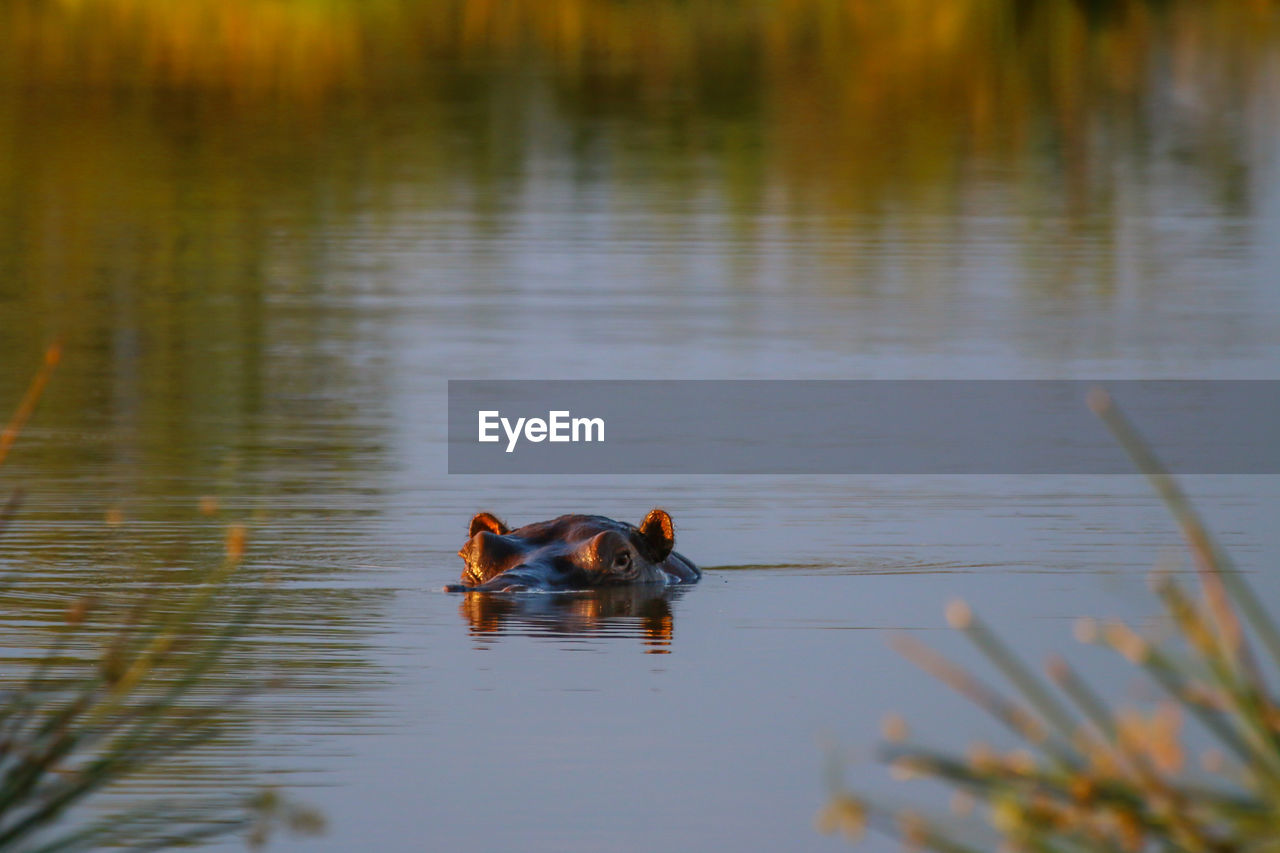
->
[448,381,1280,474]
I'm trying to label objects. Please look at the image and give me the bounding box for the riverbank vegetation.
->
[0,346,321,850]
[820,391,1280,851]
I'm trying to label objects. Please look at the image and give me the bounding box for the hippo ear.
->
[637,508,675,561]
[469,512,509,537]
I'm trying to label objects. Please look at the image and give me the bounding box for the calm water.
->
[2,3,1280,850]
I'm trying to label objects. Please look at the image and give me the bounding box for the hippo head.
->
[447,509,700,592]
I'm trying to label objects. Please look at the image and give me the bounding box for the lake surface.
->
[2,3,1280,850]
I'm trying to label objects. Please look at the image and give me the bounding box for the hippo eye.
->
[612,550,631,569]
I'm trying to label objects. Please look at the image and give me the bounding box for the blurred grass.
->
[819,389,1280,851]
[0,348,322,850]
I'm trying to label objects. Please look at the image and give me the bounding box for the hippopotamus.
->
[445,508,700,592]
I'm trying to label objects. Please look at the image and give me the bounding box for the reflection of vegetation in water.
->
[0,79,397,541]
[5,0,1275,200]
[2,1,1274,102]
[819,392,1280,851]
[0,348,322,850]
[1,0,1272,359]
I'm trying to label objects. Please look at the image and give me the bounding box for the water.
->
[1,3,1280,850]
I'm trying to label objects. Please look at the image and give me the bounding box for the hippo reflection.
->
[445,509,700,593]
[458,585,686,652]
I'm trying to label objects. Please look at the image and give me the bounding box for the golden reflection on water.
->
[458,587,680,654]
[4,0,1276,104]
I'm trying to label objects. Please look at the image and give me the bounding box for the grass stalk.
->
[0,340,61,468]
[953,604,1084,755]
[0,348,320,849]
[1089,388,1280,678]
[822,388,1280,852]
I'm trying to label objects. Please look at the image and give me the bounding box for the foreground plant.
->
[819,389,1280,852]
[1,344,321,850]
